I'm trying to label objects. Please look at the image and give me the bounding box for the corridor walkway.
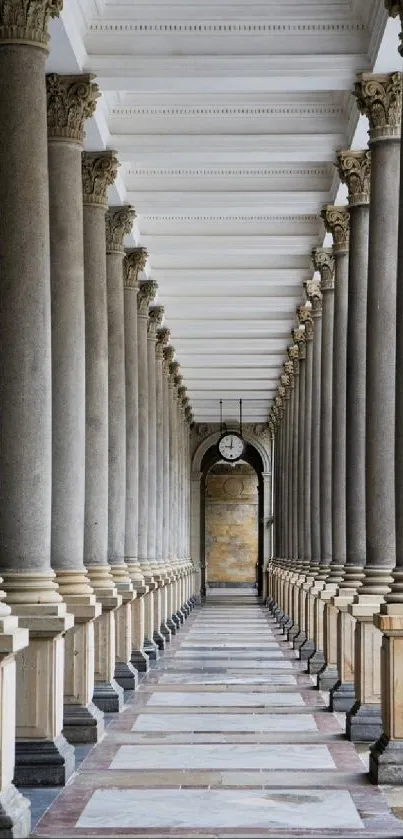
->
[33,593,403,838]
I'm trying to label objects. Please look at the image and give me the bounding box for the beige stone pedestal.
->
[143,588,159,660]
[346,597,384,742]
[0,587,30,837]
[369,608,403,783]
[56,571,104,745]
[110,565,138,691]
[87,567,123,713]
[316,589,339,690]
[328,593,356,712]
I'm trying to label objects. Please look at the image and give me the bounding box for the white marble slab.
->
[147,690,304,707]
[181,642,278,649]
[164,659,292,669]
[159,673,298,685]
[133,712,317,733]
[77,788,362,830]
[175,650,284,659]
[110,743,335,771]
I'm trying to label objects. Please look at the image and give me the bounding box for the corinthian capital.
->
[46,74,99,144]
[287,342,300,374]
[321,205,350,253]
[336,150,371,206]
[354,72,402,141]
[105,206,136,254]
[82,151,119,209]
[385,2,403,54]
[185,405,193,424]
[124,247,148,290]
[137,279,158,316]
[0,0,62,48]
[311,247,335,289]
[297,304,313,340]
[292,326,306,360]
[163,345,175,368]
[156,327,171,359]
[305,278,322,316]
[148,305,165,338]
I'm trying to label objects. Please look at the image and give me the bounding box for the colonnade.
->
[268,29,403,785]
[0,4,197,834]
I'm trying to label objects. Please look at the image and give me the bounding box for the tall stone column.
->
[308,249,335,675]
[287,326,306,642]
[156,328,173,641]
[170,361,187,622]
[281,347,298,630]
[299,280,322,661]
[105,206,138,691]
[370,4,403,782]
[0,0,75,786]
[46,73,104,745]
[163,346,179,632]
[331,155,371,715]
[347,72,401,743]
[137,280,159,658]
[123,249,150,673]
[165,348,181,628]
[82,151,124,714]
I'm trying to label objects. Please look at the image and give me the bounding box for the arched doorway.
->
[199,440,265,598]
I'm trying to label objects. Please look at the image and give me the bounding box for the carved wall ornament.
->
[305,278,322,315]
[82,151,119,209]
[385,1,403,55]
[321,205,350,253]
[124,247,148,290]
[147,305,164,338]
[354,72,402,141]
[336,149,371,206]
[105,205,136,254]
[46,74,99,143]
[311,247,335,288]
[0,0,62,47]
[156,327,171,359]
[137,279,158,315]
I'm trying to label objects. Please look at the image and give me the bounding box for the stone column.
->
[170,361,187,622]
[123,248,150,673]
[46,74,104,744]
[82,151,124,714]
[164,346,180,631]
[370,5,403,782]
[137,280,159,659]
[156,328,173,641]
[0,0,76,786]
[299,280,322,661]
[346,72,401,743]
[308,249,335,675]
[281,347,299,630]
[287,326,306,641]
[330,155,371,715]
[165,348,181,628]
[105,206,138,691]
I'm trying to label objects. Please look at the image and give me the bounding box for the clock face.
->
[218,433,245,462]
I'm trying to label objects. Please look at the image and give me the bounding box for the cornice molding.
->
[89,22,365,35]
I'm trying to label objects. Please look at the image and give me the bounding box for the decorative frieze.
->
[124,247,148,290]
[321,205,350,253]
[82,151,119,209]
[0,0,62,48]
[354,72,402,141]
[336,150,371,206]
[46,74,99,144]
[105,205,136,254]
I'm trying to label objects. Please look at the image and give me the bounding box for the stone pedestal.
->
[131,592,149,672]
[329,597,356,712]
[87,568,124,713]
[370,611,403,783]
[317,596,339,690]
[346,600,384,742]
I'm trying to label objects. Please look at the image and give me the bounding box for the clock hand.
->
[230,438,233,449]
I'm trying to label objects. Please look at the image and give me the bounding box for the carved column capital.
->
[156,327,170,360]
[163,344,175,372]
[354,72,402,142]
[0,0,62,48]
[336,149,371,206]
[297,304,313,340]
[305,278,322,316]
[82,151,119,209]
[385,1,403,54]
[287,342,300,374]
[105,205,136,254]
[46,74,99,144]
[124,247,148,290]
[137,279,158,316]
[147,305,164,339]
[321,205,350,253]
[284,359,295,388]
[311,247,335,288]
[292,326,306,360]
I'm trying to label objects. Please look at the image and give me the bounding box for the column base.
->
[166,618,177,635]
[171,613,181,629]
[92,679,124,713]
[293,630,306,650]
[0,784,31,838]
[281,617,293,633]
[179,606,187,621]
[369,734,403,784]
[131,649,149,672]
[193,594,202,606]
[299,639,315,661]
[346,701,383,742]
[143,639,159,660]
[316,662,339,691]
[329,681,356,713]
[287,624,300,642]
[307,648,325,674]
[114,661,139,691]
[160,622,172,643]
[63,702,105,744]
[14,733,75,787]
[152,630,166,651]
[175,610,185,625]
[186,599,193,612]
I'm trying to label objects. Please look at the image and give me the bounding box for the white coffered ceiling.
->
[47,0,401,422]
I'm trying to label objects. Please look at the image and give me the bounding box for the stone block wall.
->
[205,466,258,586]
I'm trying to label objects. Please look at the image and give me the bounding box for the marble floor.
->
[31,592,403,838]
